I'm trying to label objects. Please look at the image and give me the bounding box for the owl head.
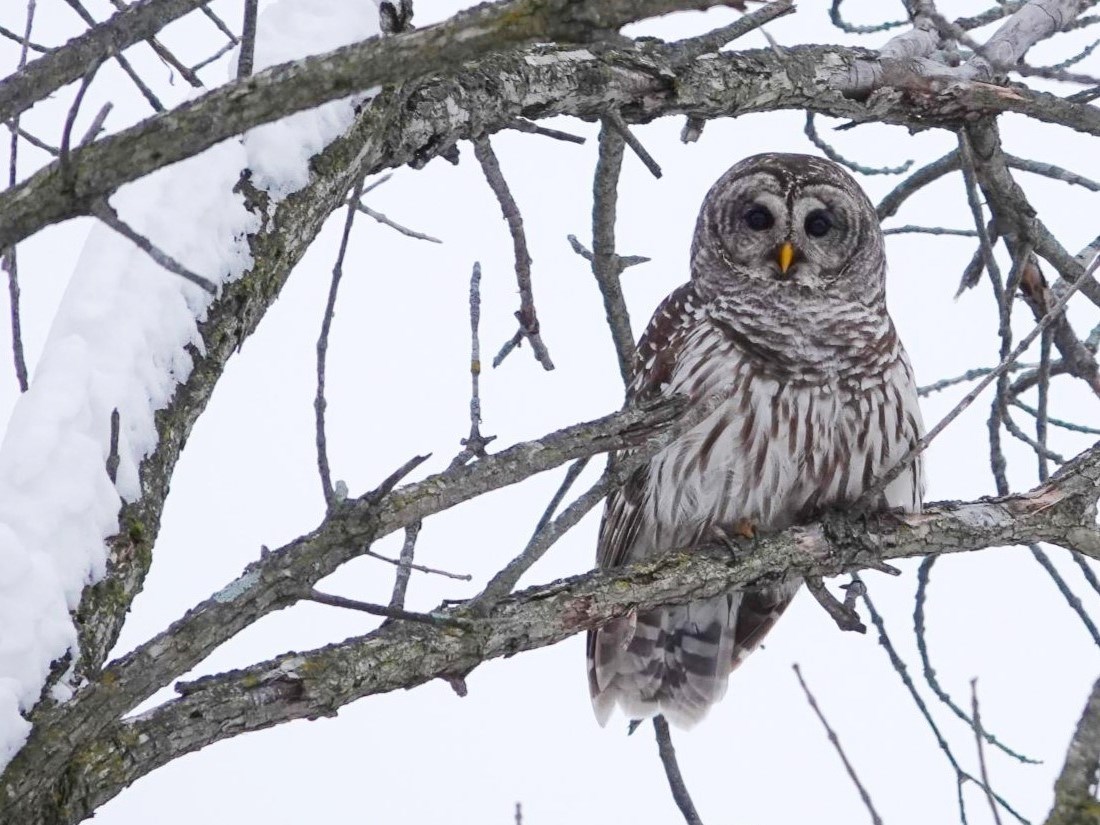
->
[690,153,886,306]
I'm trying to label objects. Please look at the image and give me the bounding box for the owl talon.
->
[733,518,757,540]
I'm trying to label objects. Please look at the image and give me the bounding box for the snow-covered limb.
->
[5,440,1100,825]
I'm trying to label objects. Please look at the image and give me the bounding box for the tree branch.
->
[7,21,1100,252]
[1045,674,1100,825]
[8,440,1100,823]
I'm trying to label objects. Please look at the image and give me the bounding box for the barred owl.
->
[587,153,925,728]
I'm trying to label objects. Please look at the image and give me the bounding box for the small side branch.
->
[914,557,1038,764]
[590,118,637,385]
[449,262,496,468]
[793,663,883,825]
[804,113,912,176]
[89,199,217,293]
[604,110,662,179]
[316,178,366,508]
[306,589,471,629]
[862,588,1028,824]
[388,521,422,609]
[474,136,554,371]
[971,679,1005,825]
[805,576,866,633]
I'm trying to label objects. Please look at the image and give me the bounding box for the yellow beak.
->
[778,242,795,275]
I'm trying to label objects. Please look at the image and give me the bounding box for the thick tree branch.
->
[0,0,745,250]
[6,21,1100,253]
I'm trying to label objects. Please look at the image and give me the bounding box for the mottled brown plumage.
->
[588,153,925,728]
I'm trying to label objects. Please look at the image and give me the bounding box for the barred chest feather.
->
[627,289,924,562]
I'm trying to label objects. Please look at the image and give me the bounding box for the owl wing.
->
[596,281,701,571]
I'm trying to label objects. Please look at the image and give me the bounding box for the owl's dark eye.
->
[743,205,774,231]
[804,210,833,238]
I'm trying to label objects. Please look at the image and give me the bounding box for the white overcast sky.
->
[2,1,1100,823]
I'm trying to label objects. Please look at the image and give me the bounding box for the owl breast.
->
[632,315,923,562]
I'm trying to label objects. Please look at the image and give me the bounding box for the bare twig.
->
[1006,154,1100,192]
[913,557,1039,764]
[1037,327,1053,481]
[805,577,866,633]
[191,39,240,73]
[364,547,471,582]
[876,150,960,221]
[59,57,104,188]
[471,463,618,608]
[89,199,217,293]
[653,716,704,825]
[569,235,649,271]
[0,22,48,53]
[102,0,202,87]
[1069,551,1100,600]
[2,248,27,392]
[355,203,441,243]
[805,113,912,176]
[3,0,34,395]
[793,663,883,825]
[237,0,259,79]
[1030,545,1100,648]
[306,590,471,629]
[828,0,905,34]
[316,178,366,507]
[971,679,1005,825]
[199,3,238,41]
[7,123,58,156]
[474,136,554,371]
[604,110,662,179]
[1011,399,1100,436]
[920,364,1031,397]
[389,522,422,609]
[507,118,586,144]
[883,225,978,237]
[590,118,636,385]
[78,102,112,146]
[861,587,1029,824]
[61,0,165,112]
[956,132,1003,297]
[449,262,496,469]
[672,0,796,62]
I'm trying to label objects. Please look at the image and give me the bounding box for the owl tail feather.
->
[587,595,741,729]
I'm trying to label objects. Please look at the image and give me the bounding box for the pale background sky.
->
[2,1,1100,823]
